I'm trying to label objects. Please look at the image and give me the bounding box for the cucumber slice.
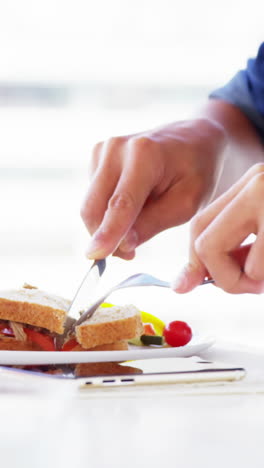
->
[140,335,164,346]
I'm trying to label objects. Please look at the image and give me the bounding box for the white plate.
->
[0,335,214,365]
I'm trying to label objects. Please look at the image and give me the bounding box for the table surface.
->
[1,244,264,468]
[1,338,264,468]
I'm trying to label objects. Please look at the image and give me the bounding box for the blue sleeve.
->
[209,42,264,142]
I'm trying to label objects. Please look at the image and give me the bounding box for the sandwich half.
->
[75,304,143,349]
[71,305,143,377]
[62,304,143,351]
[0,284,69,351]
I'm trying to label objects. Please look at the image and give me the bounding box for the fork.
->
[73,242,252,327]
[73,272,214,327]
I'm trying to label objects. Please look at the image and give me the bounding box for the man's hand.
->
[81,118,226,259]
[172,163,264,295]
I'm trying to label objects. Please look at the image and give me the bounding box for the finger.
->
[174,164,264,292]
[81,140,123,235]
[86,138,159,258]
[113,250,136,261]
[88,141,103,177]
[193,184,264,293]
[192,163,264,236]
[119,175,203,251]
[244,230,264,281]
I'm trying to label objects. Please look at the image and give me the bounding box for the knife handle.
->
[205,243,252,280]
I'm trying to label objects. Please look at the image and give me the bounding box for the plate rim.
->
[0,335,215,365]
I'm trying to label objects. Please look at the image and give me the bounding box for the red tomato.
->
[163,321,192,347]
[24,329,56,351]
[61,338,78,351]
[0,326,14,337]
[143,323,156,336]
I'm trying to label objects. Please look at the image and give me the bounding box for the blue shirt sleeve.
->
[209,43,264,142]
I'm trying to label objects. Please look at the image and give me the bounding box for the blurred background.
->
[0,0,264,345]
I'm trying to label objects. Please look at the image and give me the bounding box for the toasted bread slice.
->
[75,304,143,349]
[74,361,143,378]
[0,286,70,334]
[0,336,42,351]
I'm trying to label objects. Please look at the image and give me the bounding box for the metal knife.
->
[55,258,106,348]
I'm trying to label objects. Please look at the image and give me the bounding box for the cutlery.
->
[73,242,252,328]
[72,272,212,329]
[55,258,106,346]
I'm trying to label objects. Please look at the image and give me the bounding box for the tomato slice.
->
[0,325,14,337]
[24,329,56,351]
[61,338,78,351]
[143,323,156,336]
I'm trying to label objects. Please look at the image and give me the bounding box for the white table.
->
[0,340,264,468]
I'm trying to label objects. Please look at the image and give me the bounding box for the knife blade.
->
[68,258,106,318]
[56,258,106,348]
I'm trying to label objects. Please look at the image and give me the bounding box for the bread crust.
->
[0,296,67,334]
[0,336,42,351]
[76,311,143,349]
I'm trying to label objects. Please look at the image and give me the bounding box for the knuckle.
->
[92,141,103,156]
[108,191,136,212]
[80,200,92,222]
[194,234,210,261]
[190,212,206,238]
[80,202,91,227]
[249,162,264,177]
[105,136,125,152]
[244,263,263,282]
[129,136,154,156]
[247,172,264,199]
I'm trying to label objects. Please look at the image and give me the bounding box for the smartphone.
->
[78,357,246,389]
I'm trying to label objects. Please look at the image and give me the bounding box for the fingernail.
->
[86,245,106,259]
[119,230,138,253]
[86,233,106,259]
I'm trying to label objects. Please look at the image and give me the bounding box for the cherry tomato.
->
[24,329,56,351]
[163,320,192,347]
[143,323,156,336]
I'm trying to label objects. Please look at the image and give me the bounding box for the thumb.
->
[171,259,207,293]
[171,234,208,293]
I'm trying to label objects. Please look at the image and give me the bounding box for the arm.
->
[198,99,264,199]
[172,45,264,295]
[82,44,264,261]
[203,42,264,197]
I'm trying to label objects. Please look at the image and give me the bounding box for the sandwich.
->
[62,304,143,351]
[0,284,69,351]
[0,285,143,355]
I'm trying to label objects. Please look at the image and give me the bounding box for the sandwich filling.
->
[0,319,57,351]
